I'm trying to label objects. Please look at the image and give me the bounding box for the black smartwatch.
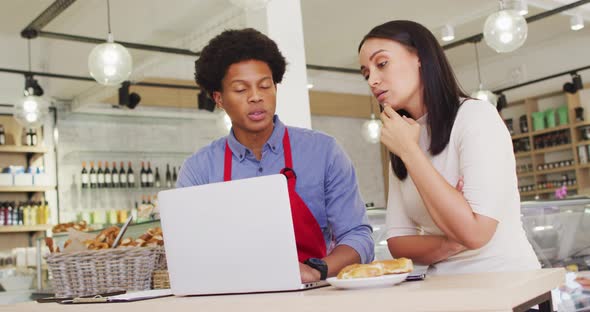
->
[304,258,328,280]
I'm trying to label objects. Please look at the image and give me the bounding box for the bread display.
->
[45,226,164,253]
[52,220,90,233]
[336,257,413,279]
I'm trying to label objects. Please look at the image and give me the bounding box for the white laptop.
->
[158,174,328,296]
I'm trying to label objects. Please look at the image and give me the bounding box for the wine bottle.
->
[104,161,112,188]
[155,167,161,188]
[172,166,178,184]
[97,161,104,188]
[127,162,135,188]
[165,164,172,188]
[89,161,97,188]
[147,161,154,187]
[119,161,127,188]
[81,161,89,189]
[111,161,119,188]
[140,161,147,188]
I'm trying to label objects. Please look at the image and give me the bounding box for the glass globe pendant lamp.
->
[88,0,132,86]
[483,1,528,53]
[361,113,382,144]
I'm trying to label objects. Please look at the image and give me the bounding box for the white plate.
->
[326,273,409,290]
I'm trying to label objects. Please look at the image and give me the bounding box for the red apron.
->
[224,128,327,262]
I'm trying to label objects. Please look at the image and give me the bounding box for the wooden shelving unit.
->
[0,115,52,249]
[533,144,573,155]
[0,186,55,192]
[535,165,576,175]
[504,90,588,199]
[0,145,49,154]
[0,224,51,233]
[529,124,571,136]
[521,186,578,197]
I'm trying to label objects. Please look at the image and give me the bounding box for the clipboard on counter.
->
[59,289,173,304]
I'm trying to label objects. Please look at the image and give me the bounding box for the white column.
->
[243,0,311,129]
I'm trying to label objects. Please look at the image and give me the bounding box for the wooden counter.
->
[9,268,564,312]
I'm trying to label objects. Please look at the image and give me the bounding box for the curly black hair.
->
[195,28,287,96]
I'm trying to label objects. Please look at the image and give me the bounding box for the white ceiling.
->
[0,0,589,105]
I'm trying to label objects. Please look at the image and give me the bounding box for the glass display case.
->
[521,197,590,270]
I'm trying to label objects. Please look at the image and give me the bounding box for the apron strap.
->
[224,141,232,182]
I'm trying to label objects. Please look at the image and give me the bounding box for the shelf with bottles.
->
[79,160,180,190]
[61,150,191,163]
[515,151,533,158]
[533,144,573,155]
[520,186,578,198]
[0,200,52,229]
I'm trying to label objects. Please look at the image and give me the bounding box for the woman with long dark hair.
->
[358,20,539,275]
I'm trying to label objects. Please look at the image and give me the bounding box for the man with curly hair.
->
[177,28,374,283]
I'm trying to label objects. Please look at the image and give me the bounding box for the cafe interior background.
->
[0,0,589,304]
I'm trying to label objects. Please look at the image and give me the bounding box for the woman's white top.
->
[385,99,540,275]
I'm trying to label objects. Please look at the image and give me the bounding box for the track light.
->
[198,91,216,112]
[496,93,508,112]
[15,75,49,127]
[563,73,583,94]
[24,75,44,96]
[570,14,584,31]
[118,81,141,109]
[507,0,528,16]
[441,24,455,42]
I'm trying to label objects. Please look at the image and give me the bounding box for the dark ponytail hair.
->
[358,20,468,180]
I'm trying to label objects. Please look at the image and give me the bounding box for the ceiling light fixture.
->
[496,93,508,112]
[470,42,498,106]
[14,40,49,128]
[563,72,583,94]
[441,24,455,42]
[570,14,584,31]
[483,0,528,53]
[118,81,141,109]
[361,92,382,144]
[508,0,528,16]
[88,0,132,86]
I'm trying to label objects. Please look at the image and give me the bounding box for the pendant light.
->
[14,40,49,128]
[441,24,455,42]
[361,93,382,144]
[483,0,528,53]
[570,14,584,31]
[470,42,498,106]
[88,0,132,86]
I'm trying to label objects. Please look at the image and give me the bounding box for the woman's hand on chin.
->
[380,104,421,159]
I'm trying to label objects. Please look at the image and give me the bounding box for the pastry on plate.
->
[337,263,385,279]
[372,258,413,274]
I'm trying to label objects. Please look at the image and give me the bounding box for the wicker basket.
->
[45,246,166,297]
[152,270,170,289]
